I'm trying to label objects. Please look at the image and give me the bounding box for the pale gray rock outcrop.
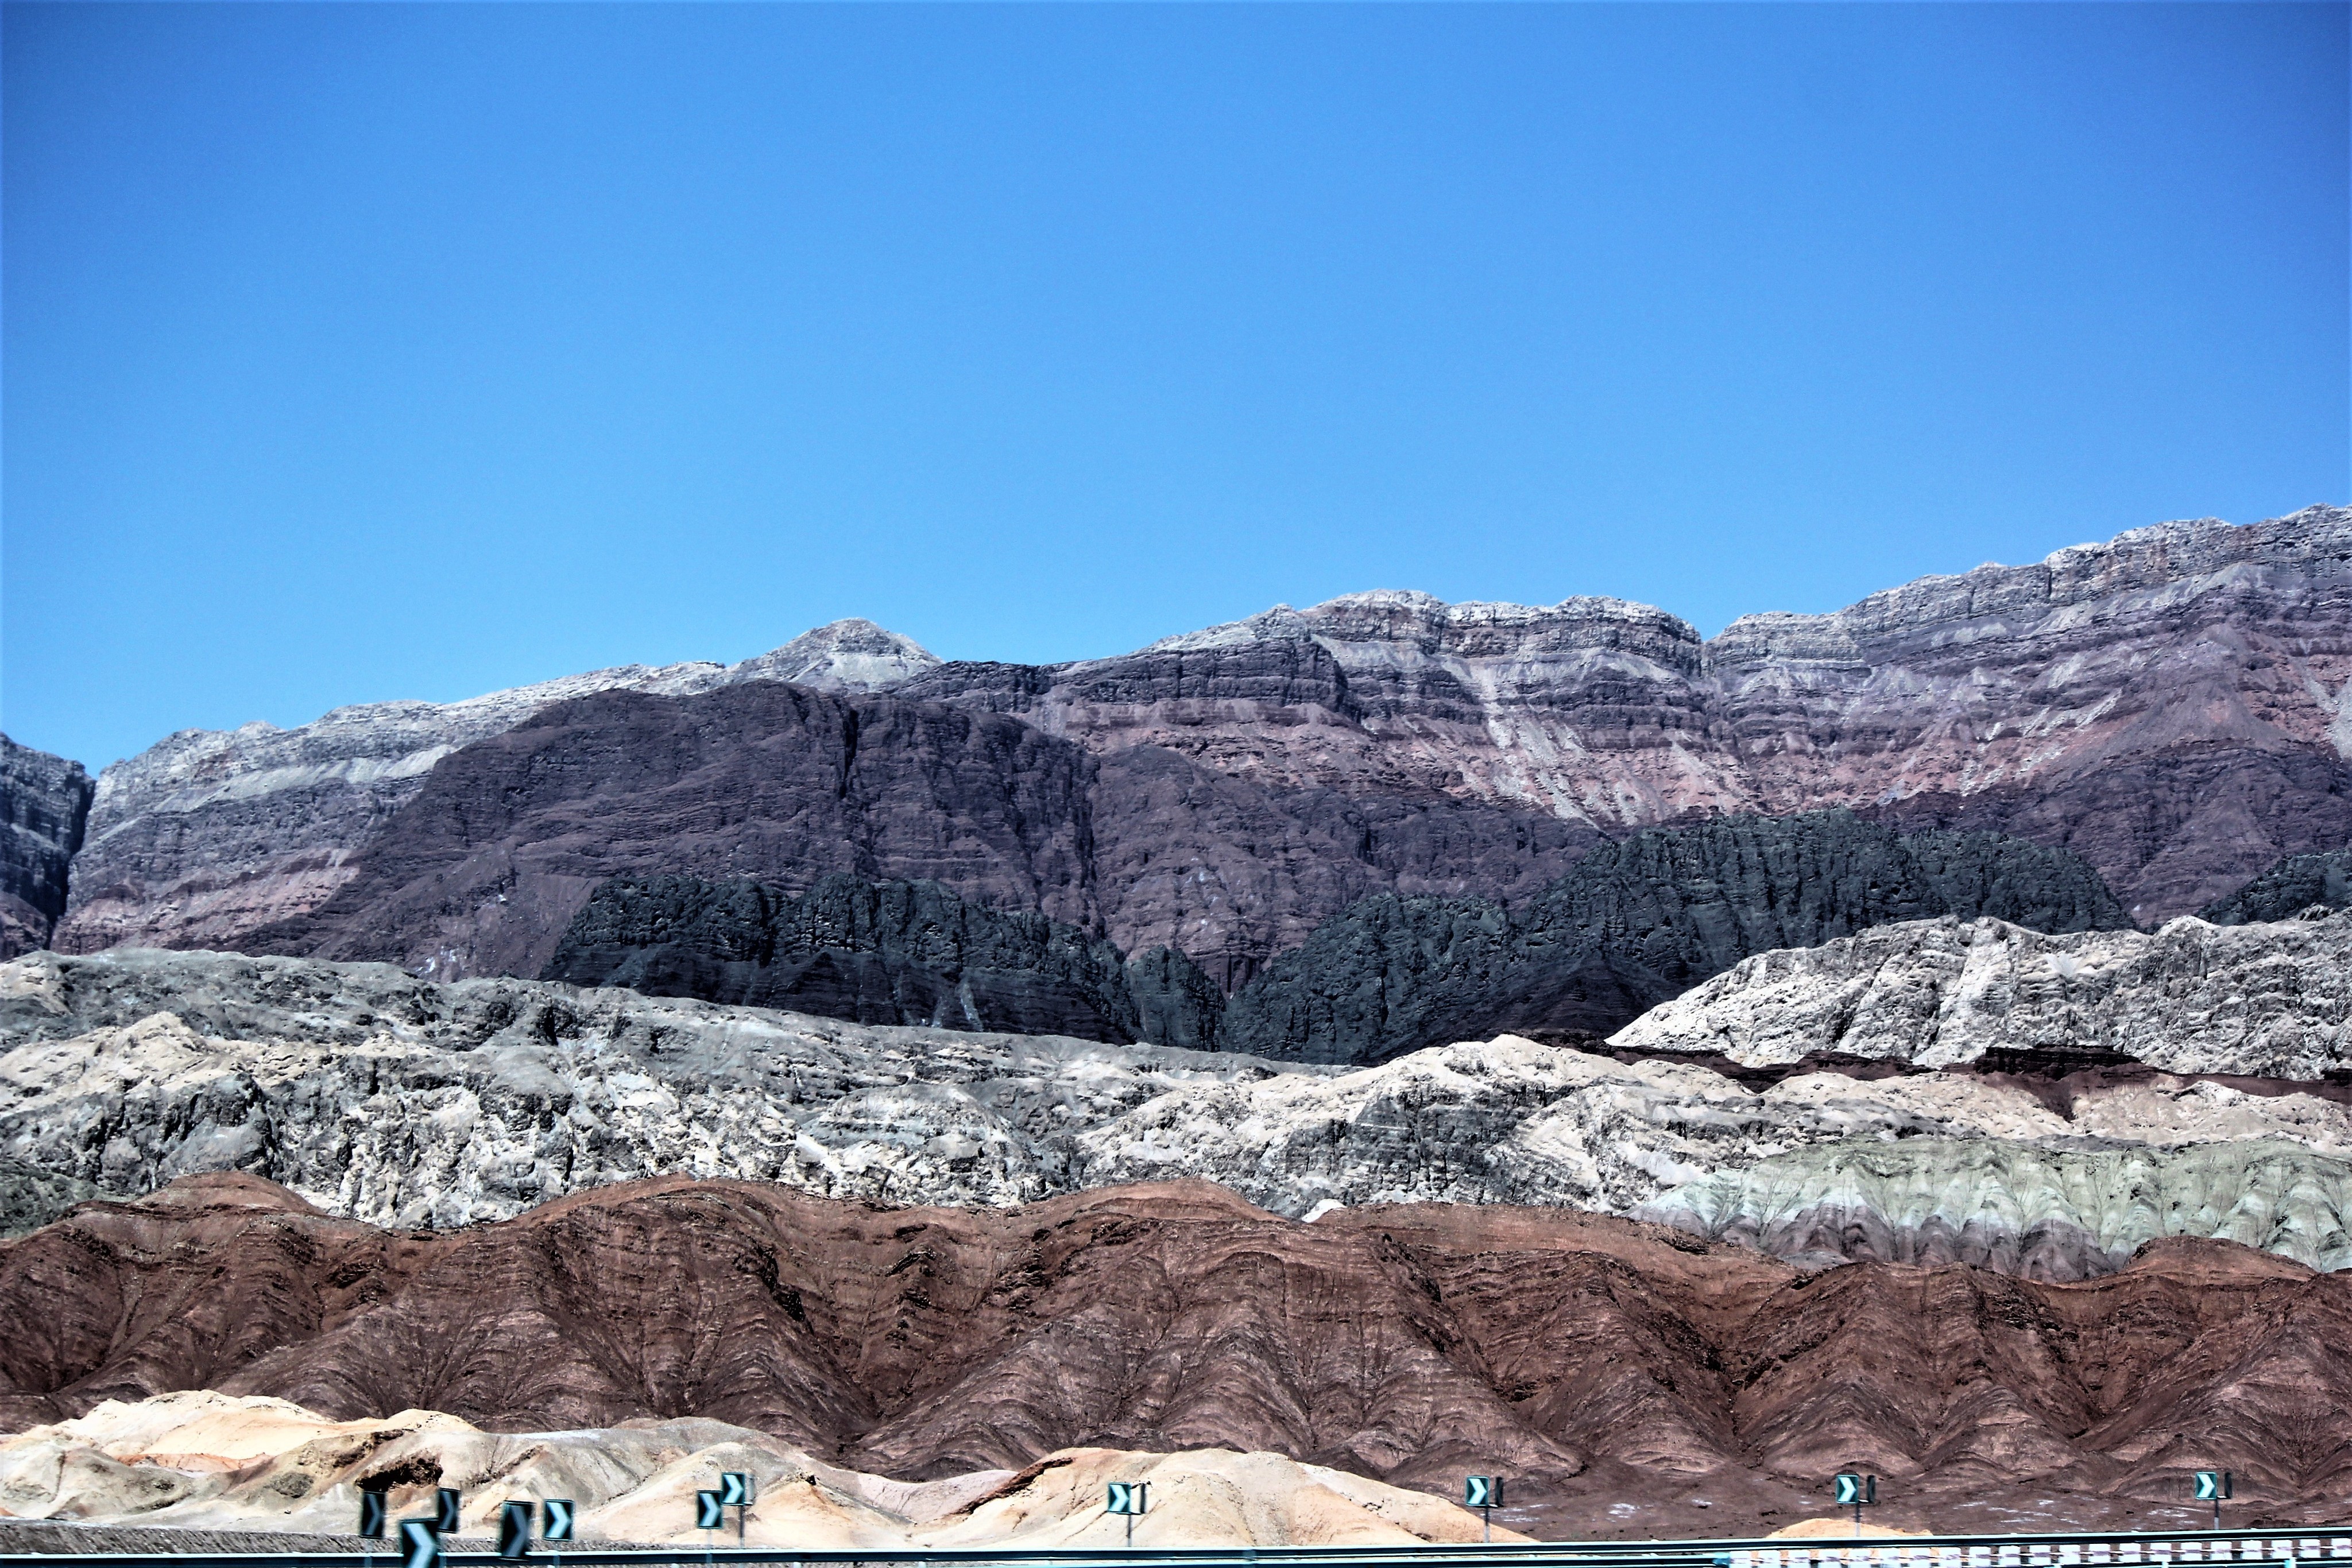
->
[1610,908,2352,1080]
[1637,1136,2352,1277]
[9,947,2352,1281]
[0,948,1313,1226]
[52,623,938,957]
[0,738,92,959]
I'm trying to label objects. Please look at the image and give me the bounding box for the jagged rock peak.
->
[728,618,942,691]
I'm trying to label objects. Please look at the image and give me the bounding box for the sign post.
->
[435,1488,463,1536]
[719,1470,756,1546]
[497,1500,534,1560]
[1106,1480,1149,1547]
[399,1518,442,1568]
[2194,1470,2232,1531]
[541,1499,574,1568]
[695,1488,725,1566]
[359,1488,388,1568]
[1832,1473,1877,1538]
[1464,1476,1503,1543]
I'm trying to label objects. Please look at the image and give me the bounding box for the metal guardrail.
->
[3,1528,2350,1568]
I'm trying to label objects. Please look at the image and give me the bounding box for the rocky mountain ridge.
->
[50,620,937,957]
[22,505,2348,988]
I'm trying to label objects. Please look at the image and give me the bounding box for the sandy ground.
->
[0,1391,1525,1548]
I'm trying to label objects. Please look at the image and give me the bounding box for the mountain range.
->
[5,506,2347,1062]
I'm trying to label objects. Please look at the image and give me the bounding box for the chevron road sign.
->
[2195,1470,2234,1529]
[719,1472,755,1507]
[435,1486,463,1534]
[358,1489,388,1540]
[1833,1473,1878,1507]
[1107,1480,1149,1547]
[697,1489,727,1531]
[541,1498,576,1540]
[498,1500,534,1559]
[1464,1476,1502,1509]
[399,1517,442,1568]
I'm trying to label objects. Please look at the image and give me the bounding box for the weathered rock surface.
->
[1638,1136,2352,1278]
[1217,812,2127,1062]
[0,948,1318,1226]
[1612,909,2352,1081]
[543,873,1221,1045]
[49,622,937,958]
[9,947,2352,1277]
[0,737,93,959]
[52,507,2352,987]
[2199,845,2352,924]
[3,1177,2349,1535]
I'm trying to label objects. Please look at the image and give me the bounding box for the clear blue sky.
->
[4,3,2345,772]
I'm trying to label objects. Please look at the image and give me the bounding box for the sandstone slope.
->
[0,1390,1509,1548]
[3,1177,2347,1536]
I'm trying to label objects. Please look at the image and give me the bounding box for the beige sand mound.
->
[1767,1518,1929,1540]
[924,1447,1532,1548]
[28,1390,470,1471]
[0,1393,1507,1548]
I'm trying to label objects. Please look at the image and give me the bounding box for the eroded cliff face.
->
[5,1176,2349,1536]
[49,506,2352,978]
[0,739,93,959]
[910,506,2352,923]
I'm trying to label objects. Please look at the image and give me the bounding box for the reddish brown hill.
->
[4,1175,2346,1539]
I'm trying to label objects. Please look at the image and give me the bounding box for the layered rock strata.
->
[0,738,93,959]
[3,1176,2348,1536]
[50,621,939,957]
[51,507,2352,983]
[7,946,2351,1274]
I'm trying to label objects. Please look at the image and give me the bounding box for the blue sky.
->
[4,3,2346,771]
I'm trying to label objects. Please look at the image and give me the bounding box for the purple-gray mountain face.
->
[0,738,93,959]
[45,506,2352,985]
